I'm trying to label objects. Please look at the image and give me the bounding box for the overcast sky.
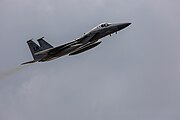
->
[0,0,180,120]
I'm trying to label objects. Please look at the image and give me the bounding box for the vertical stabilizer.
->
[37,37,53,50]
[27,40,43,60]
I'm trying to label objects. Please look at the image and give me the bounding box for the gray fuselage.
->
[21,22,131,65]
[39,23,131,62]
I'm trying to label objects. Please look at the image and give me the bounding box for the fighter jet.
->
[21,22,131,65]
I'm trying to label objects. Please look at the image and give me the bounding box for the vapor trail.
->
[0,65,30,80]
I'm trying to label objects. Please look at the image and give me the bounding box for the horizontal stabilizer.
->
[69,41,101,56]
[21,60,37,65]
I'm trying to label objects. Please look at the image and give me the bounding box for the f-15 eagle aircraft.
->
[21,22,131,65]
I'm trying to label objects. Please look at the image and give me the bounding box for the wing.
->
[75,32,100,44]
[46,32,100,55]
[69,41,102,56]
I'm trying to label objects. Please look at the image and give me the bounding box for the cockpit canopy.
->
[98,23,111,28]
[90,23,112,31]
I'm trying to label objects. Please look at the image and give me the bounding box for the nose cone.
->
[117,23,131,30]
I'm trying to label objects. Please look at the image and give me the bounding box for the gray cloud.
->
[0,0,180,120]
